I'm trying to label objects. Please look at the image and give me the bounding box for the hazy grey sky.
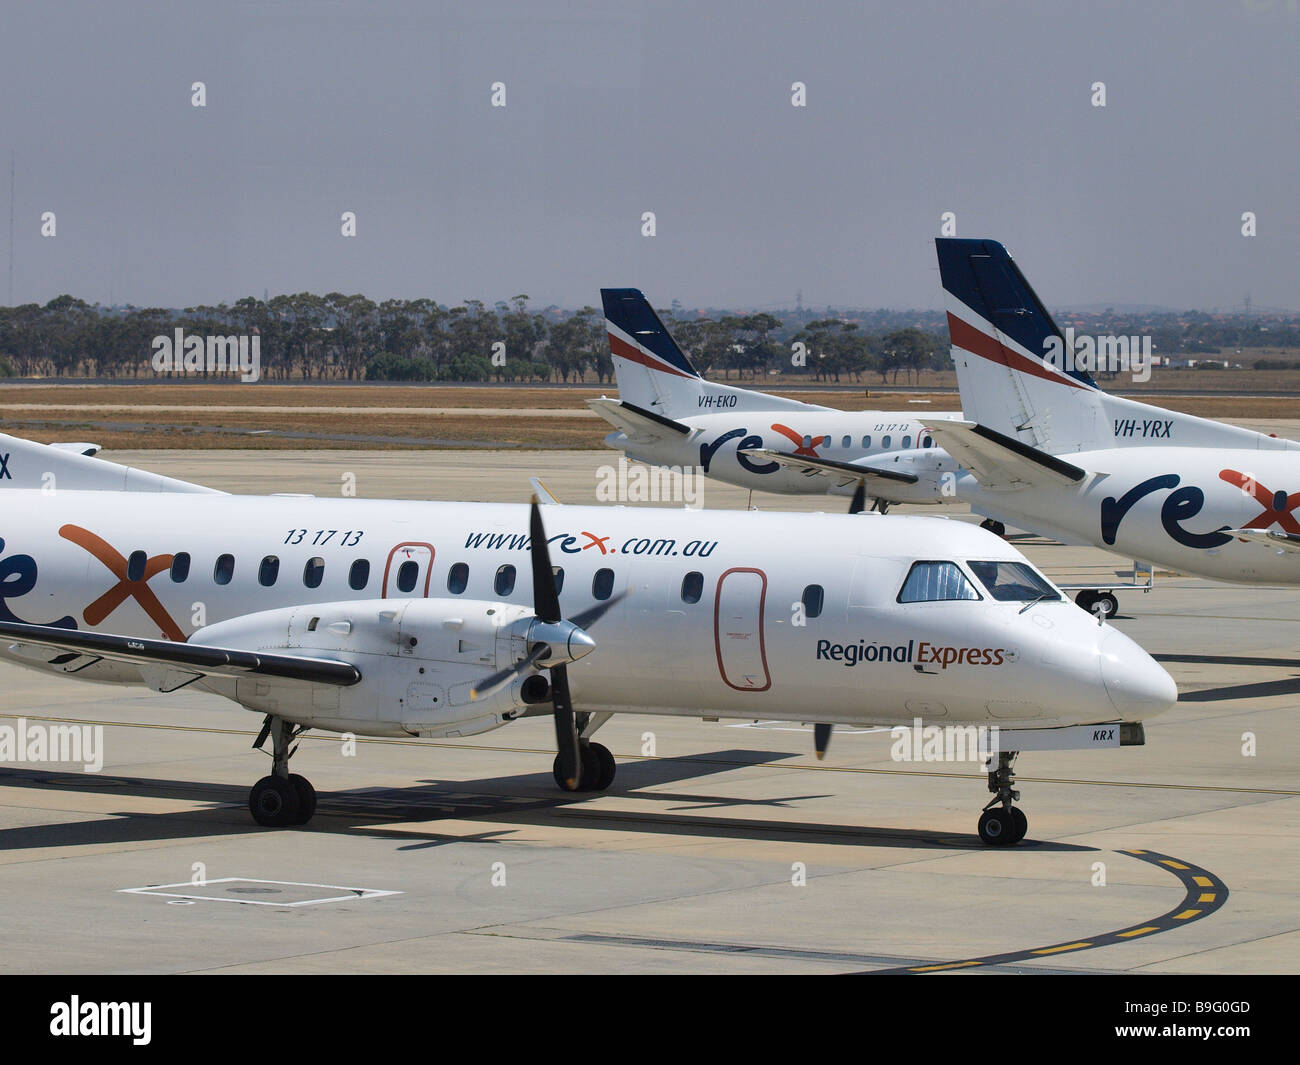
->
[2,0,1296,312]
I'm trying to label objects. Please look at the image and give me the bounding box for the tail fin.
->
[936,238,1284,454]
[600,288,819,417]
[601,289,700,416]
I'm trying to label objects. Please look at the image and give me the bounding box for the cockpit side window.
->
[967,560,1060,603]
[897,560,980,603]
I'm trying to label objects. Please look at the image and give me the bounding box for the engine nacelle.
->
[194,599,549,738]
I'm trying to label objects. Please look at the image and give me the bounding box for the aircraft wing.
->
[1227,528,1300,554]
[587,397,691,443]
[920,419,1086,490]
[740,447,919,488]
[0,620,361,692]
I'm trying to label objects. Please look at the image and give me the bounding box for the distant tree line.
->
[1,292,1297,384]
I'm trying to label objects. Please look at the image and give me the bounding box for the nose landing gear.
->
[978,750,1027,845]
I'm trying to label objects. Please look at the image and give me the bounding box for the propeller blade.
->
[529,500,562,623]
[814,722,833,760]
[551,663,581,789]
[568,590,627,632]
[470,644,549,702]
[849,483,866,515]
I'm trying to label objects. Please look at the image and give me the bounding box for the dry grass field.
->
[0,379,1295,450]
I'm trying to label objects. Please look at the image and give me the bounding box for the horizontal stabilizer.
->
[921,419,1087,490]
[587,397,691,441]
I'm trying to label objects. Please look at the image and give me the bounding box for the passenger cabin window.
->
[303,557,325,589]
[349,558,370,591]
[862,435,871,449]
[170,552,190,583]
[127,550,147,582]
[396,560,419,594]
[495,564,516,596]
[922,435,934,448]
[552,567,565,595]
[842,435,851,449]
[592,567,614,601]
[902,435,912,449]
[801,584,824,619]
[967,560,1060,604]
[897,561,980,603]
[681,571,703,604]
[882,434,892,449]
[802,435,813,449]
[259,555,280,587]
[447,562,469,594]
[214,554,235,586]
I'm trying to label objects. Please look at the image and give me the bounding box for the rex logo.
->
[0,537,76,628]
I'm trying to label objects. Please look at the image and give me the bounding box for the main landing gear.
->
[552,711,617,793]
[978,750,1027,846]
[979,518,1007,538]
[248,714,317,827]
[1075,589,1119,620]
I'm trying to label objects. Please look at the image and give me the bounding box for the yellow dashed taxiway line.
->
[868,849,1229,974]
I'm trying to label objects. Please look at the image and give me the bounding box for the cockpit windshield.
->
[897,561,980,603]
[967,560,1060,603]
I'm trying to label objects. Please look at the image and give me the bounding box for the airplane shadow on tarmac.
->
[0,749,1095,855]
[1157,652,1300,702]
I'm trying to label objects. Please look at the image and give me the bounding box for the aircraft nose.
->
[1098,628,1177,719]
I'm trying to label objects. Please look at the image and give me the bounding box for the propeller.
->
[849,482,866,515]
[469,499,622,791]
[814,722,832,760]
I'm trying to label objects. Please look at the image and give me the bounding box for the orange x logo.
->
[1219,470,1300,535]
[59,524,186,641]
[771,423,827,458]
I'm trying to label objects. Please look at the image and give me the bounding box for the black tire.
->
[979,519,1006,537]
[1095,592,1119,619]
[578,746,602,791]
[552,753,580,792]
[588,742,616,791]
[1075,590,1098,612]
[1008,806,1028,844]
[288,773,317,825]
[977,807,1015,846]
[249,775,301,827]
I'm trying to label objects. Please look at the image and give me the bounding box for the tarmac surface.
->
[1,447,1297,974]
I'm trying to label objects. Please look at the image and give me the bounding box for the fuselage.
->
[956,446,1300,584]
[0,493,1171,736]
[609,408,964,503]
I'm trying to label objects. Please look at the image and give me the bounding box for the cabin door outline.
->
[713,566,771,692]
[382,541,435,598]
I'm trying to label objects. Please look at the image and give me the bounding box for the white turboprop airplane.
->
[925,237,1300,600]
[0,431,1176,844]
[588,289,967,513]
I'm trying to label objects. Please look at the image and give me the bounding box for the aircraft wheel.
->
[979,519,1006,537]
[249,775,301,827]
[587,742,616,791]
[1007,806,1028,844]
[1075,590,1097,613]
[1093,592,1119,619]
[288,773,317,825]
[552,753,581,792]
[977,806,1018,846]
